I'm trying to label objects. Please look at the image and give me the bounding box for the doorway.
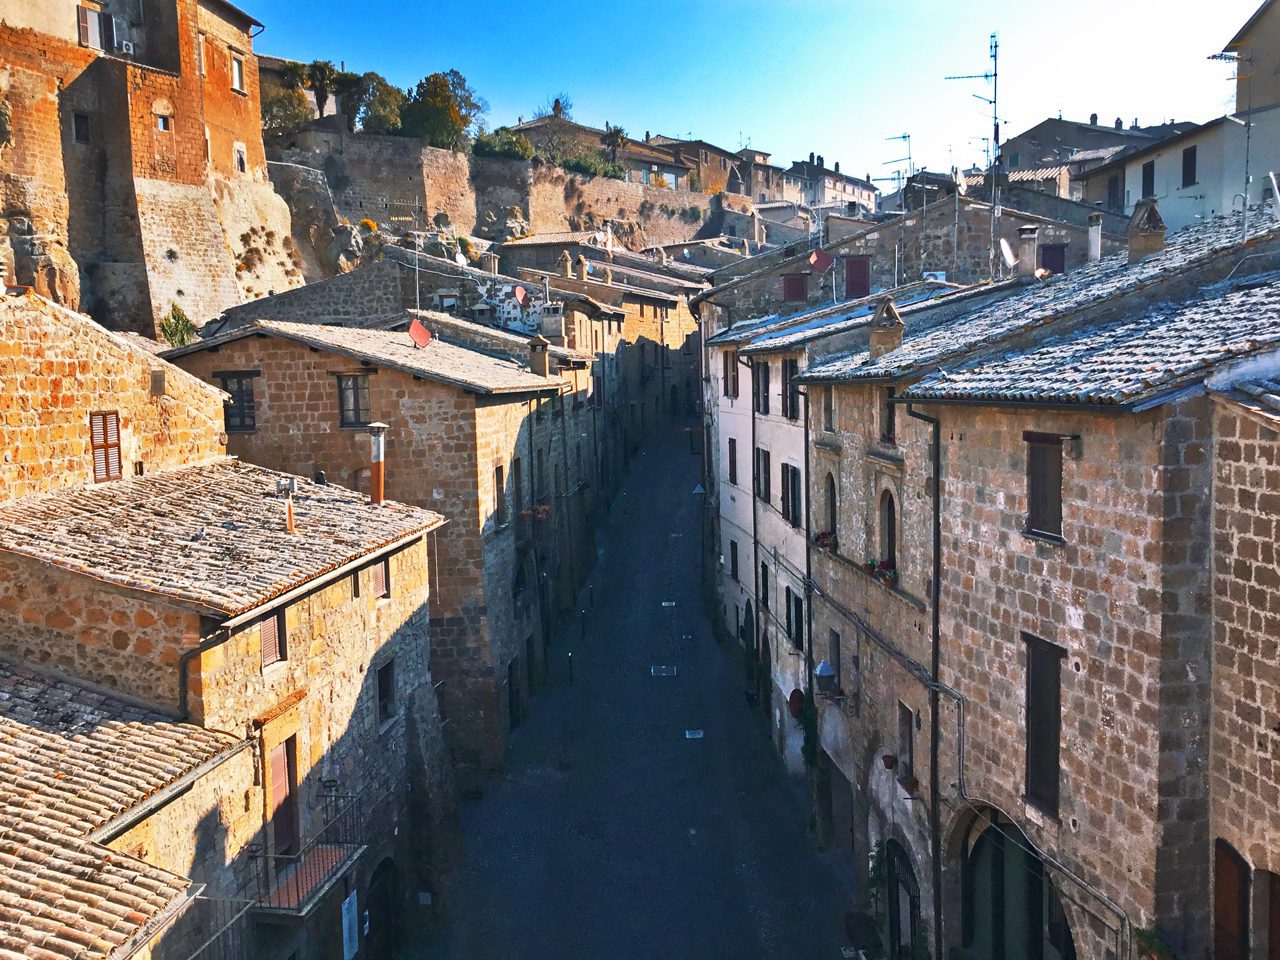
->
[365,858,400,959]
[885,839,920,959]
[845,256,871,298]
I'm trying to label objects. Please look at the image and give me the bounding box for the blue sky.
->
[250,0,1258,185]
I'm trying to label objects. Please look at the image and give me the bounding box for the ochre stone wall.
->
[0,291,226,501]
[1211,401,1280,874]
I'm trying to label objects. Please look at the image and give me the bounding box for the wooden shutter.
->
[845,257,870,298]
[90,411,121,482]
[1024,634,1063,814]
[371,559,389,598]
[101,12,114,51]
[780,466,791,521]
[268,740,298,855]
[1025,434,1064,537]
[269,743,290,812]
[728,439,737,484]
[260,612,282,667]
[77,6,91,45]
[783,274,806,301]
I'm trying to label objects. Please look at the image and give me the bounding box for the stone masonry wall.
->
[1211,400,1280,875]
[0,290,227,501]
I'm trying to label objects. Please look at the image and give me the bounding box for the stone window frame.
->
[214,369,258,433]
[1024,431,1066,543]
[233,142,248,175]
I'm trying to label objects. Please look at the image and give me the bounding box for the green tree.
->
[277,59,308,92]
[260,80,314,134]
[306,59,339,117]
[601,123,627,163]
[399,72,468,149]
[360,73,406,135]
[442,68,488,136]
[473,127,535,160]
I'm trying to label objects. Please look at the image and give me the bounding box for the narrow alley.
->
[422,427,851,960]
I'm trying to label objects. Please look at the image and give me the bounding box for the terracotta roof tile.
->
[0,458,445,616]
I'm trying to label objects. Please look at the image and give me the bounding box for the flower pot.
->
[881,754,897,770]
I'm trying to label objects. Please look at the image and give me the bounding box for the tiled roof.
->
[800,208,1280,385]
[499,231,603,248]
[1213,375,1280,427]
[0,659,243,958]
[174,320,566,395]
[964,165,1070,187]
[395,310,593,362]
[0,459,445,617]
[901,276,1280,406]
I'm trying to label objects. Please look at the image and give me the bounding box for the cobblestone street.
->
[419,426,851,960]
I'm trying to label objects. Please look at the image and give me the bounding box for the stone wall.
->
[0,290,227,501]
[1210,399,1280,875]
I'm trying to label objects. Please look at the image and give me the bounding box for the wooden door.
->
[845,257,871,298]
[1215,839,1250,960]
[269,740,299,856]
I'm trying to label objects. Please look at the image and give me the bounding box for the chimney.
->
[1016,226,1039,282]
[1131,117,1139,130]
[276,477,298,532]
[834,161,840,174]
[809,152,815,164]
[1090,112,1098,126]
[529,334,551,377]
[367,422,389,505]
[576,254,589,281]
[601,264,613,285]
[868,297,905,358]
[1115,117,1123,130]
[478,251,500,274]
[645,131,650,142]
[1087,211,1103,262]
[542,274,550,302]
[1126,197,1166,263]
[557,250,572,277]
[817,155,825,169]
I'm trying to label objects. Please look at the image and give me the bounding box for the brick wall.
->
[0,290,226,501]
[1211,400,1280,875]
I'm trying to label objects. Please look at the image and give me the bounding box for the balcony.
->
[247,793,367,918]
[154,894,253,960]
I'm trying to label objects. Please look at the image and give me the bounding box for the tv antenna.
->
[947,33,1000,277]
[885,132,914,176]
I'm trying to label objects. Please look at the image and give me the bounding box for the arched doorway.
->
[885,839,920,958]
[960,811,1077,960]
[365,858,400,959]
[758,630,772,720]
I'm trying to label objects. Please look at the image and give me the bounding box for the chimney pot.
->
[366,422,389,505]
[1087,211,1104,262]
[576,254,590,282]
[1017,226,1039,282]
[1115,117,1123,130]
[1090,112,1098,126]
[809,152,815,164]
[834,161,840,174]
[314,470,327,485]
[529,334,552,378]
[817,155,825,169]
[1126,198,1166,263]
[868,297,905,358]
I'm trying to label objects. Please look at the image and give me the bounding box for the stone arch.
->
[365,856,401,957]
[878,488,897,568]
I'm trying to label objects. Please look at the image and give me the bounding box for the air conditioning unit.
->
[120,40,135,55]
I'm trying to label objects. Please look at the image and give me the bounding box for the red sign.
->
[809,248,834,273]
[788,688,806,719]
[408,316,432,348]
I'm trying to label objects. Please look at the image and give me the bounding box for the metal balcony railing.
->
[153,894,253,960]
[247,793,366,917]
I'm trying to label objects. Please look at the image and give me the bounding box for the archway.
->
[365,857,400,959]
[885,839,920,958]
[879,490,897,569]
[959,810,1077,960]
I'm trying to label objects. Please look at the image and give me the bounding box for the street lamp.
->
[814,658,838,696]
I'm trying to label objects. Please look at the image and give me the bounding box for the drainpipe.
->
[906,402,944,960]
[799,385,815,764]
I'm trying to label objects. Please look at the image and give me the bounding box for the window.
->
[76,5,114,50]
[512,457,524,515]
[753,360,771,414]
[73,113,91,144]
[781,358,800,420]
[1182,145,1198,188]
[898,701,915,781]
[196,33,206,75]
[494,464,507,525]
[337,374,371,427]
[1008,152,1020,168]
[1024,633,1065,814]
[260,610,285,667]
[1141,160,1155,199]
[825,472,838,537]
[157,114,172,132]
[829,629,842,690]
[722,350,740,397]
[89,411,121,482]
[215,371,257,432]
[760,562,770,612]
[234,146,247,174]
[231,55,245,93]
[880,388,896,443]
[1025,432,1064,539]
[377,659,397,723]
[1039,244,1067,276]
[727,438,738,485]
[729,540,739,581]
[823,385,835,431]
[784,586,804,650]
[780,463,802,528]
[879,490,897,569]
[371,558,390,600]
[1107,174,1122,211]
[754,447,771,503]
[782,274,807,302]
[350,570,361,600]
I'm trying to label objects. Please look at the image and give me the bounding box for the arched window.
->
[825,473,838,537]
[880,490,897,569]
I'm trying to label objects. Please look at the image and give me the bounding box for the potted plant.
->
[815,531,837,552]
[881,753,897,770]
[1134,929,1175,960]
[864,557,878,575]
[535,504,551,520]
[901,774,919,793]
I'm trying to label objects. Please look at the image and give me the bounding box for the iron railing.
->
[153,894,253,960]
[247,793,366,917]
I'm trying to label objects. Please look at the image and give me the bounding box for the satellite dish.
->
[953,166,968,196]
[514,285,529,307]
[999,238,1017,268]
[408,316,432,348]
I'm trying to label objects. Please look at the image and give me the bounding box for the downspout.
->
[799,385,816,767]
[906,402,944,960]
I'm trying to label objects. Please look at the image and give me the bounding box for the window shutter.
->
[371,559,388,598]
[90,411,121,482]
[268,742,290,812]
[260,613,281,667]
[77,6,90,45]
[1025,634,1064,813]
[104,412,120,479]
[101,12,114,51]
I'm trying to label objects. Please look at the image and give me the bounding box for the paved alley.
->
[420,426,851,960]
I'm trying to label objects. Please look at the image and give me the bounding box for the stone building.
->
[0,287,454,957]
[735,147,795,204]
[783,207,1280,960]
[0,0,301,335]
[786,153,878,215]
[511,116,694,190]
[693,196,1122,323]
[649,136,744,194]
[166,317,599,775]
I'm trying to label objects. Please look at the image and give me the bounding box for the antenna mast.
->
[947,33,1000,277]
